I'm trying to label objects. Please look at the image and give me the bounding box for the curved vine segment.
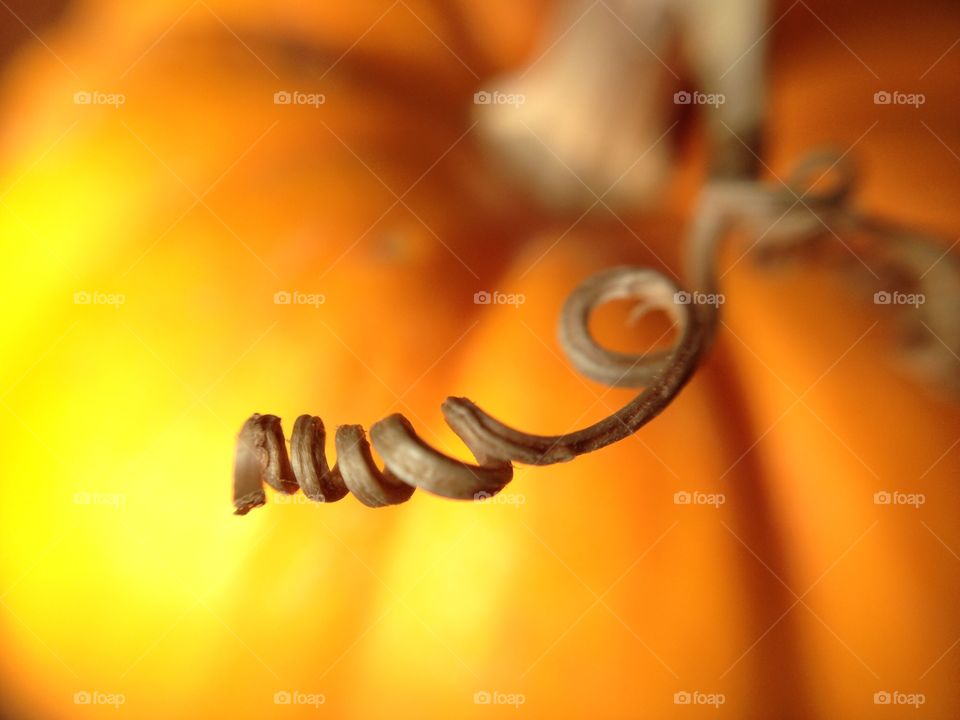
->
[234,150,960,514]
[691,150,960,395]
[233,268,705,514]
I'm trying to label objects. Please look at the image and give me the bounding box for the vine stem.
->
[234,151,958,513]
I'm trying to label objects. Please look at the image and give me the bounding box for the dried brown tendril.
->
[686,150,959,393]
[234,151,959,514]
[234,268,706,514]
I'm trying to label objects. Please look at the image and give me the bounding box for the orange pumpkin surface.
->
[0,1,958,719]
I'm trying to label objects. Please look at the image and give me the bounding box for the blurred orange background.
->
[1,1,959,718]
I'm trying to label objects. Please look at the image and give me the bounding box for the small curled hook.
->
[784,148,856,207]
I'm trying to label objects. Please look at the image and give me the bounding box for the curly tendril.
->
[234,268,705,514]
[234,151,959,514]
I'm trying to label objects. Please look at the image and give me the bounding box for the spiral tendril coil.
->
[234,268,703,514]
[234,151,959,514]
